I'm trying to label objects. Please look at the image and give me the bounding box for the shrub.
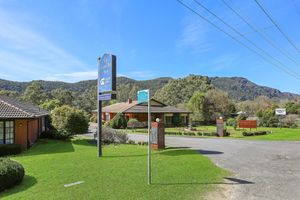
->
[0,145,22,157]
[51,105,89,137]
[127,140,136,145]
[127,118,140,129]
[40,130,69,140]
[0,158,25,191]
[242,131,267,136]
[110,113,127,129]
[90,115,97,123]
[102,127,128,144]
[104,121,110,127]
[203,132,217,136]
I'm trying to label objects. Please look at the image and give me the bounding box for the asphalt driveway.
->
[128,134,300,200]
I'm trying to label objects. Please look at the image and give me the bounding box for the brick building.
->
[0,95,48,149]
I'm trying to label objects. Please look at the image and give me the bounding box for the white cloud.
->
[0,9,90,81]
[176,18,213,54]
[45,70,97,82]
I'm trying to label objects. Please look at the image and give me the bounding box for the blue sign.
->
[98,54,116,93]
[137,89,149,103]
[98,93,116,101]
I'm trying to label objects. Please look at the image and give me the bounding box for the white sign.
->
[275,108,286,116]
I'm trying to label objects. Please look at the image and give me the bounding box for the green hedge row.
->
[242,131,268,137]
[0,144,22,157]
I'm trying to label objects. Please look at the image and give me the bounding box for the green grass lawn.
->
[127,126,300,141]
[1,139,228,200]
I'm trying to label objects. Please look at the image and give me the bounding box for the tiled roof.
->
[0,95,48,119]
[102,99,191,114]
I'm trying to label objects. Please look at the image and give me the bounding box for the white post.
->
[148,89,151,185]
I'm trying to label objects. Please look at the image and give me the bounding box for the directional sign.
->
[98,93,116,101]
[275,108,286,116]
[137,89,149,103]
[98,54,116,94]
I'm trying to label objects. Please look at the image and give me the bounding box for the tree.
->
[0,90,18,98]
[40,99,61,111]
[51,105,89,137]
[74,85,97,112]
[21,82,47,105]
[202,89,234,122]
[188,92,205,121]
[256,108,278,127]
[154,75,213,106]
[110,113,127,129]
[51,88,75,106]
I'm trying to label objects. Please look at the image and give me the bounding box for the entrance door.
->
[0,121,14,144]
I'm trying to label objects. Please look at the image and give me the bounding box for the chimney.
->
[128,98,132,104]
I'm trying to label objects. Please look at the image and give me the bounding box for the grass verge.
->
[0,139,228,200]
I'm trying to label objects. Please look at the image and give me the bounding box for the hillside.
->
[0,75,298,102]
[210,77,298,101]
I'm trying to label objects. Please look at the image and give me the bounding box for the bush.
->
[127,118,140,129]
[40,130,69,140]
[0,158,25,191]
[0,145,22,157]
[110,113,127,129]
[51,105,89,137]
[102,127,128,144]
[90,115,97,123]
[242,131,267,136]
[227,118,237,129]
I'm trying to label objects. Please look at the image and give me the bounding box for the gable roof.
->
[0,95,48,119]
[102,99,191,114]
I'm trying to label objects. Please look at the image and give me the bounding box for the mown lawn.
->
[0,139,228,200]
[127,126,300,141]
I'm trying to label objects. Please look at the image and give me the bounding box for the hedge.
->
[0,157,25,191]
[0,144,22,157]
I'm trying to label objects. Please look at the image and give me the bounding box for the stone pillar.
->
[150,122,165,150]
[216,119,224,137]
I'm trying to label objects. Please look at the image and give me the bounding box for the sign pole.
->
[148,90,151,185]
[97,99,102,157]
[97,57,102,157]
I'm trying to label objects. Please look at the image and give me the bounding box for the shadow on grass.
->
[21,139,75,156]
[0,175,37,198]
[153,177,254,186]
[159,149,223,156]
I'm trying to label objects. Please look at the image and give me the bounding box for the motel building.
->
[100,98,191,127]
[0,95,48,149]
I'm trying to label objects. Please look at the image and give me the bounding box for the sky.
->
[0,0,300,94]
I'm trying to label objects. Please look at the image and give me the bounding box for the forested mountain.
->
[210,77,298,101]
[0,75,298,104]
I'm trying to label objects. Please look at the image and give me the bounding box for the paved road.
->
[129,134,300,200]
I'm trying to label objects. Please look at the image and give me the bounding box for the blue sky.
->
[0,0,300,94]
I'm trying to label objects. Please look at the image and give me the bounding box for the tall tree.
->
[51,88,75,106]
[21,82,47,105]
[188,92,206,121]
[202,89,234,122]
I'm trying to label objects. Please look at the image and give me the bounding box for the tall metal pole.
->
[148,90,151,185]
[97,57,102,157]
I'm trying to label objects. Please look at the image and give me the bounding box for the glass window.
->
[0,122,4,144]
[5,121,14,144]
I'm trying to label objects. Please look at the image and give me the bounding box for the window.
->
[0,121,14,144]
[0,122,3,144]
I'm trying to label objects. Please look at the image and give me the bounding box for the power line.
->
[254,0,300,53]
[176,0,300,80]
[221,0,300,67]
[192,0,300,76]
